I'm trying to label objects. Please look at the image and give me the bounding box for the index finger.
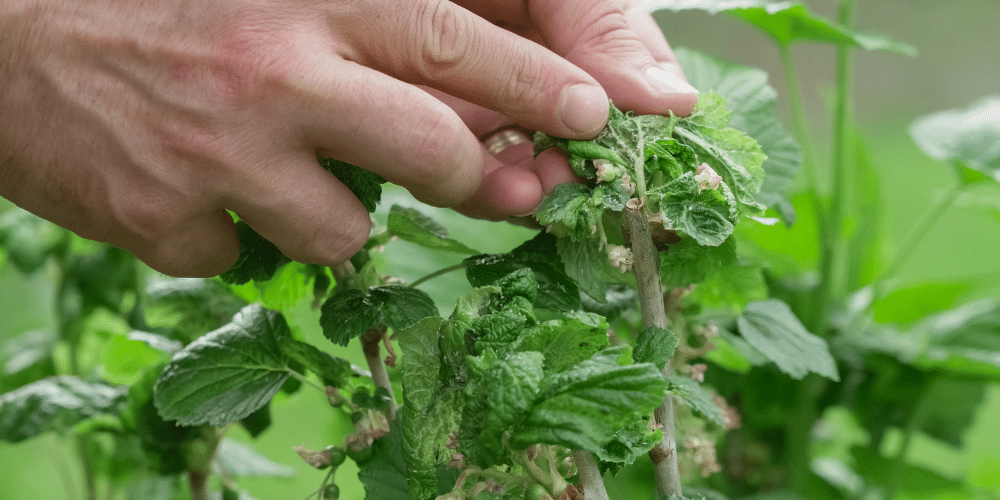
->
[339,0,610,138]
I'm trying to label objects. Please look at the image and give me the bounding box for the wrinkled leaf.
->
[556,237,636,302]
[396,317,462,499]
[511,347,667,453]
[633,326,679,371]
[219,221,291,285]
[675,47,801,223]
[319,157,386,213]
[320,286,437,346]
[357,418,416,500]
[465,232,581,312]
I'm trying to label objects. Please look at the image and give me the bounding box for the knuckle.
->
[505,50,548,109]
[568,6,640,56]
[412,0,475,80]
[407,114,474,204]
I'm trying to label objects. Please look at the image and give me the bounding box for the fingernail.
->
[558,84,608,136]
[646,65,699,95]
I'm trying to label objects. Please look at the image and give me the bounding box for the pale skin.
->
[0,0,697,277]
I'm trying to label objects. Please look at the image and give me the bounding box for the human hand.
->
[0,0,620,276]
[440,0,699,220]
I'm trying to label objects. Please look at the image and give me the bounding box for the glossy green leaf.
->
[387,205,479,254]
[154,305,295,426]
[737,299,840,380]
[648,1,916,54]
[0,376,126,442]
[675,47,801,223]
[910,96,1000,184]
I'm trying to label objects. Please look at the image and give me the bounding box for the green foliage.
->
[737,299,840,381]
[910,96,1000,185]
[154,305,297,426]
[633,326,679,370]
[0,376,125,442]
[509,347,667,452]
[8,8,1000,500]
[674,47,801,222]
[356,420,415,500]
[0,208,67,273]
[319,157,386,214]
[386,204,479,254]
[649,0,916,53]
[666,375,725,427]
[320,285,437,346]
[464,232,581,312]
[220,221,291,285]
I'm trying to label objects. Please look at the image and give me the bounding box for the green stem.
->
[822,0,858,320]
[779,44,832,336]
[779,44,823,225]
[633,155,648,199]
[785,374,825,493]
[408,262,465,288]
[887,383,932,500]
[362,328,398,420]
[289,370,327,392]
[876,182,962,292]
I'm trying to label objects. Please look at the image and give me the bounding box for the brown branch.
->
[624,206,683,497]
[571,450,610,500]
[362,327,398,420]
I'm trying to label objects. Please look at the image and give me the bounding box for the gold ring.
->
[481,128,532,156]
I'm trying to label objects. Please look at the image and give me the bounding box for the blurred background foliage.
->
[2,0,998,499]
